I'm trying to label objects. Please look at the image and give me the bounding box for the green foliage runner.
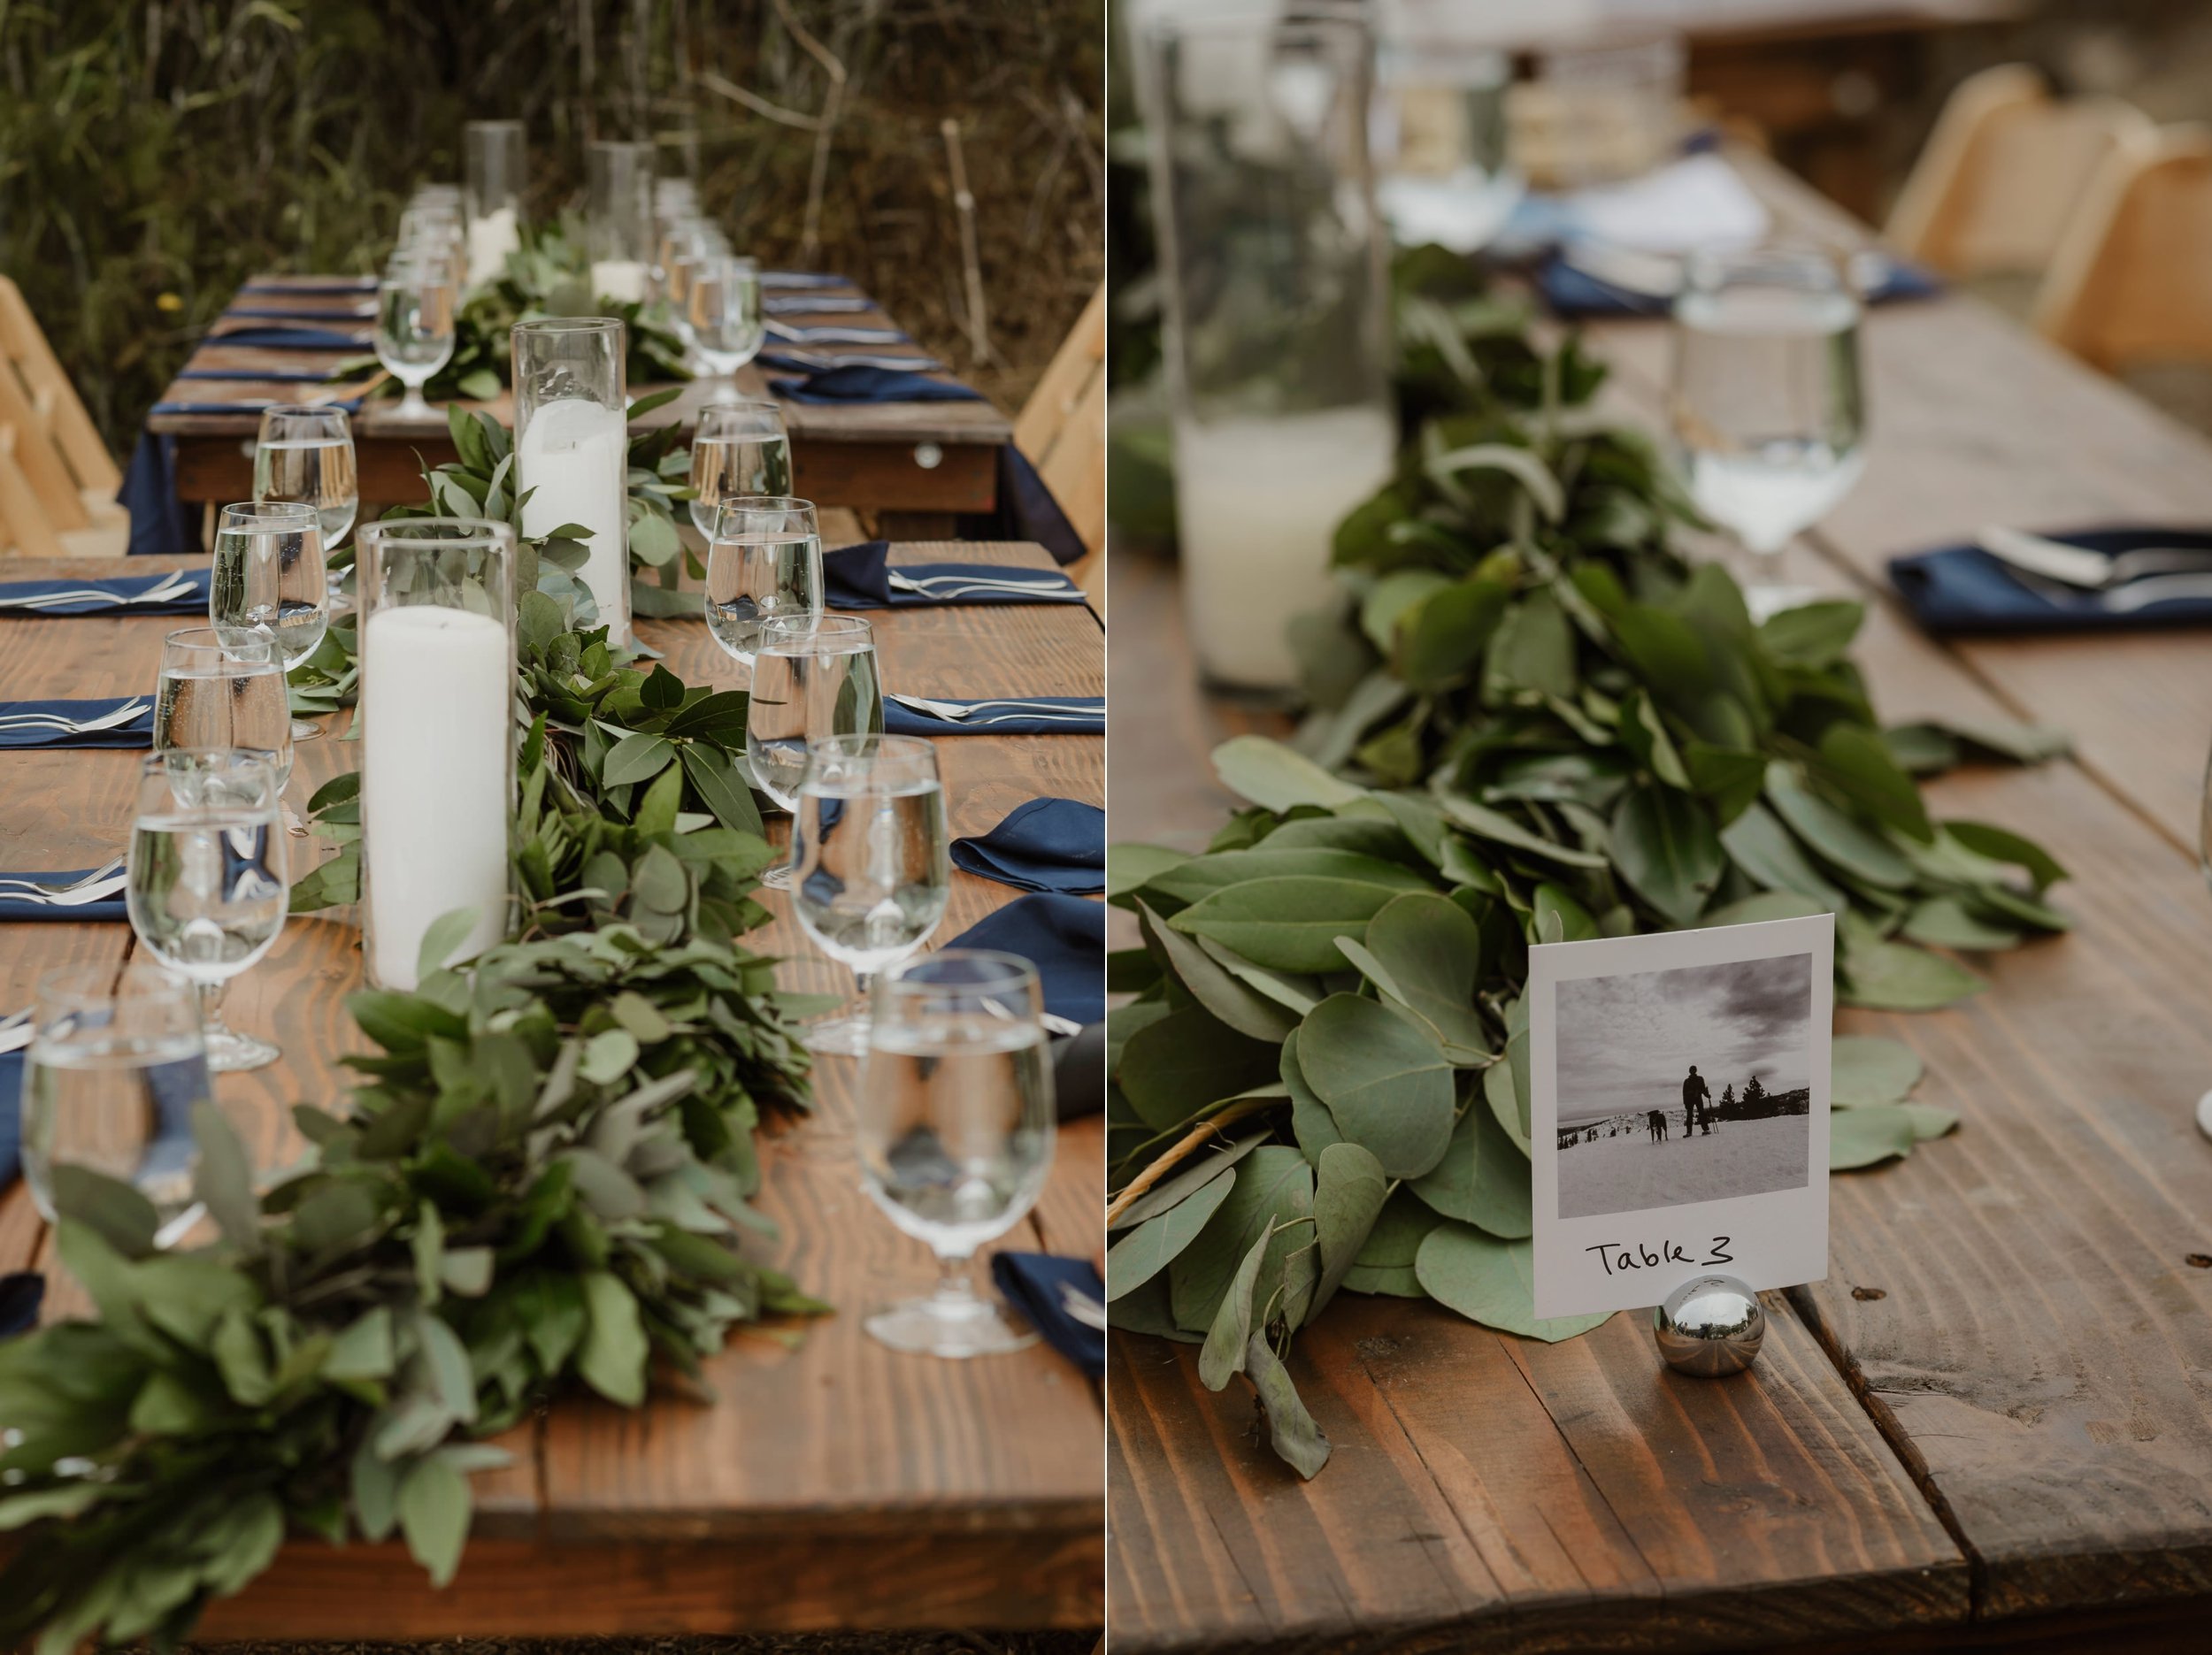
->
[0,406,818,1648]
[1104,253,2070,1478]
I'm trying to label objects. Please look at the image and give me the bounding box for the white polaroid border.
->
[1529,913,1834,1321]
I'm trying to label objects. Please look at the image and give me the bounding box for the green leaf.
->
[1136,900,1298,1043]
[1168,1146,1313,1332]
[1425,441,1564,522]
[1903,896,2021,951]
[1296,995,1455,1178]
[416,906,484,982]
[1211,736,1365,813]
[1408,1101,1532,1238]
[1280,1027,1342,1165]
[1397,578,1510,691]
[1169,877,1407,973]
[1719,801,1848,911]
[1815,724,1932,843]
[578,1270,649,1405]
[1437,793,1608,869]
[1309,1141,1389,1318]
[1106,1168,1236,1301]
[191,1100,260,1253]
[680,743,765,837]
[1110,1132,1268,1230]
[1610,784,1724,926]
[603,732,677,788]
[50,1165,159,1259]
[1108,843,1190,900]
[1946,820,2067,892]
[1830,1105,1919,1169]
[1117,1005,1283,1132]
[1757,600,1863,668]
[1242,1329,1332,1477]
[1360,892,1488,1054]
[397,1452,472,1589]
[1414,1224,1614,1341]
[1765,763,1915,890]
[1198,1225,1273,1389]
[1832,1035,1923,1107]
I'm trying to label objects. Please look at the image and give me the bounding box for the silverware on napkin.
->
[887,693,1099,724]
[0,573,197,612]
[0,700,151,736]
[887,571,1079,600]
[1977,525,2212,591]
[1059,1282,1108,1332]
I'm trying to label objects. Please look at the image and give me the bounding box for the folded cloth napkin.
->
[0,567,209,616]
[771,365,982,406]
[153,392,364,418]
[759,350,948,375]
[0,1272,40,1339]
[0,870,128,923]
[952,799,1105,895]
[122,433,200,558]
[761,271,851,289]
[884,696,1103,738]
[0,1050,18,1191]
[969,447,1090,569]
[991,1252,1104,1378]
[1890,528,2212,632]
[765,320,909,347]
[943,892,1105,1027]
[823,541,1084,610]
[205,325,369,351]
[1534,250,1941,319]
[179,366,348,384]
[240,279,374,295]
[764,295,874,315]
[223,304,374,322]
[0,697,155,750]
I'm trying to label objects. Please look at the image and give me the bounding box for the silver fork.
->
[1059,1282,1108,1331]
[0,1008,31,1057]
[0,701,151,736]
[888,693,1098,721]
[0,873,128,908]
[0,574,196,611]
[0,856,125,894]
[887,571,1076,597]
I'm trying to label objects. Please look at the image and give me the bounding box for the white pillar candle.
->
[591,260,650,304]
[518,397,631,641]
[361,605,511,991]
[1171,405,1398,691]
[466,206,520,287]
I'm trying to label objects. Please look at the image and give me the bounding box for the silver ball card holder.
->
[1653,1273,1766,1377]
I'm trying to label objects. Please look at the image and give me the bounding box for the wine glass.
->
[704,495,822,670]
[375,259,458,420]
[154,627,294,789]
[1669,247,1866,620]
[688,402,794,538]
[744,615,884,888]
[125,748,289,1075]
[855,949,1057,1358]
[211,502,328,743]
[790,734,952,1055]
[19,961,215,1249]
[254,405,358,554]
[687,256,766,379]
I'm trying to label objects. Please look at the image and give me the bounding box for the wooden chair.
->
[0,275,128,557]
[1886,64,2154,282]
[1014,283,1105,606]
[2035,125,2212,377]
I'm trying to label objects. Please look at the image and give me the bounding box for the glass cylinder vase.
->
[464,119,527,287]
[587,140,657,304]
[512,316,631,644]
[1138,8,1394,697]
[356,518,518,991]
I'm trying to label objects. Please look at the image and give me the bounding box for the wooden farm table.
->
[147,276,1010,532]
[0,542,1102,1636]
[1108,163,2212,1651]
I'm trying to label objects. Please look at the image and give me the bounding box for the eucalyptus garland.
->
[1102,253,2070,1477]
[0,407,818,1645]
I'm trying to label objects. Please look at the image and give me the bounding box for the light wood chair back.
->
[1886,64,2154,280]
[1015,283,1105,604]
[2035,125,2212,373]
[0,275,128,556]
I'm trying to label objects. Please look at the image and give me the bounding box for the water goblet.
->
[253,404,358,555]
[375,260,458,420]
[789,734,951,1055]
[855,949,1057,1358]
[687,256,766,379]
[154,627,294,789]
[211,501,329,743]
[744,615,884,887]
[688,401,794,538]
[704,495,821,669]
[126,748,289,1074]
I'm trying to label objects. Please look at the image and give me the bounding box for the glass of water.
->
[154,627,294,788]
[253,405,358,555]
[376,258,458,420]
[745,616,885,886]
[211,502,328,743]
[686,255,766,379]
[790,734,951,1055]
[127,748,289,1075]
[1669,247,1866,620]
[688,402,793,538]
[705,495,822,670]
[856,949,1057,1359]
[19,962,214,1248]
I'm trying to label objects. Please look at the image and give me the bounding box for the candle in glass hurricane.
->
[464,119,526,287]
[512,317,631,642]
[356,519,518,991]
[587,139,657,303]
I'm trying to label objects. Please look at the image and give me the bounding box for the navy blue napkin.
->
[761,271,851,290]
[1534,252,1942,318]
[771,365,984,406]
[0,870,127,923]
[991,1252,1103,1378]
[884,696,1102,738]
[944,893,1105,1027]
[0,567,209,616]
[0,1273,40,1338]
[205,326,368,351]
[1891,528,2212,633]
[152,392,363,417]
[0,1051,18,1191]
[0,697,155,750]
[239,280,374,296]
[952,799,1105,895]
[765,320,909,347]
[759,350,947,375]
[763,295,873,315]
[823,541,1084,610]
[122,432,202,558]
[179,366,345,384]
[969,447,1089,569]
[223,304,374,323]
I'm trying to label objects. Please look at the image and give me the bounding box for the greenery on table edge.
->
[0,410,820,1650]
[1101,249,2072,1479]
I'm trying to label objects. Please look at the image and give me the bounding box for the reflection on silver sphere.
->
[1653,1274,1764,1376]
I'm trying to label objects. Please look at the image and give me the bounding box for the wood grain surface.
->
[1107,156,2212,1650]
[0,542,1102,1632]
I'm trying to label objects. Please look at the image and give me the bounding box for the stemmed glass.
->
[253,405,358,556]
[687,256,766,378]
[211,502,328,743]
[153,627,294,789]
[1669,247,1866,620]
[657,218,721,333]
[688,402,794,537]
[789,734,952,1055]
[375,258,458,420]
[855,950,1057,1358]
[125,748,289,1075]
[19,961,215,1248]
[744,615,884,888]
[704,495,822,671]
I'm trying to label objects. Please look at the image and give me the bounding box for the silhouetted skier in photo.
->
[1682,1065,1710,1145]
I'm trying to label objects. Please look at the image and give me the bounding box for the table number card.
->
[1529,914,1834,1321]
